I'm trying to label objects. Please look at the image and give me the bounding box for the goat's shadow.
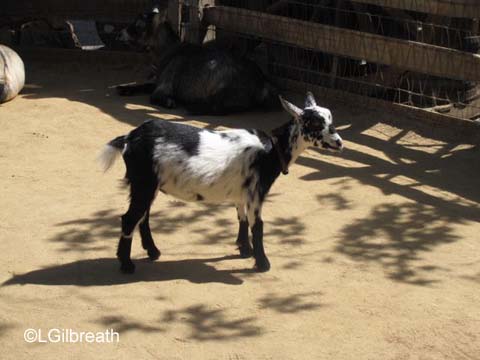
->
[2,255,252,287]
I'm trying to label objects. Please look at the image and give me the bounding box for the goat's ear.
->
[305,91,316,108]
[279,95,302,119]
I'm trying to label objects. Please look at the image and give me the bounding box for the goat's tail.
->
[98,135,127,172]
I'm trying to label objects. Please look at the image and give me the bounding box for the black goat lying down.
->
[100,93,343,273]
[116,2,276,115]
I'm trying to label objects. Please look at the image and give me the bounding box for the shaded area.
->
[2,256,247,287]
[161,304,261,341]
[96,315,164,334]
[461,271,480,285]
[0,322,15,339]
[316,193,351,210]
[337,202,459,285]
[259,291,323,314]
[50,201,307,254]
[300,127,480,223]
[49,202,232,253]
[297,122,479,284]
[19,62,279,131]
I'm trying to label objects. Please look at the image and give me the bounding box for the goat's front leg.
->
[247,203,270,272]
[236,204,252,258]
[150,87,177,109]
[139,208,161,261]
[150,76,176,109]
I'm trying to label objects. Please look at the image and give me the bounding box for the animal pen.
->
[2,0,480,134]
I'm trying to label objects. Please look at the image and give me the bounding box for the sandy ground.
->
[0,61,479,360]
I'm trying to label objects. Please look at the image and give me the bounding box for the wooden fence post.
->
[167,0,181,36]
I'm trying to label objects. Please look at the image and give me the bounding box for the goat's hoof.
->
[148,247,161,261]
[120,261,135,274]
[238,245,253,258]
[255,258,271,272]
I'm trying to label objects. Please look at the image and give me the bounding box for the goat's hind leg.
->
[236,204,253,258]
[118,180,157,274]
[139,208,161,260]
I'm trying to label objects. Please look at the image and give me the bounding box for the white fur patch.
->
[153,129,264,204]
[98,144,121,172]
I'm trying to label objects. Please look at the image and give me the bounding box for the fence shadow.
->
[299,119,479,285]
[301,125,480,222]
[337,202,459,286]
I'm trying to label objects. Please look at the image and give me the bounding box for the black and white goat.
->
[100,93,343,273]
[0,45,25,103]
[116,2,276,115]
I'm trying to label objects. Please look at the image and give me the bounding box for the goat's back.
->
[154,43,272,113]
[123,120,266,203]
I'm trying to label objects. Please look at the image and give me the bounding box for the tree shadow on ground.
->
[1,256,250,287]
[148,290,323,341]
[337,202,460,286]
[301,127,480,223]
[95,315,165,334]
[0,323,15,339]
[258,291,323,313]
[161,304,262,341]
[49,198,307,254]
[300,122,479,285]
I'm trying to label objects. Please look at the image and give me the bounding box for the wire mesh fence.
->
[195,0,480,122]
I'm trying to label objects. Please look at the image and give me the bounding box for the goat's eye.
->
[309,118,324,129]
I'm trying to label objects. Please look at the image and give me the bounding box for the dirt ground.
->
[0,60,479,360]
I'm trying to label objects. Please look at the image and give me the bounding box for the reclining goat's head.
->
[117,1,177,52]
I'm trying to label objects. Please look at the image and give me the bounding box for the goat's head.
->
[117,1,173,51]
[279,92,344,152]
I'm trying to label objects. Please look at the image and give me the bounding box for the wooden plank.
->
[203,6,480,82]
[342,0,480,19]
[12,46,148,66]
[167,0,181,36]
[276,77,480,140]
[1,0,150,22]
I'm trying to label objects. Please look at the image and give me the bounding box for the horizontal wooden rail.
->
[12,46,148,66]
[344,0,480,19]
[204,6,480,82]
[1,0,150,22]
